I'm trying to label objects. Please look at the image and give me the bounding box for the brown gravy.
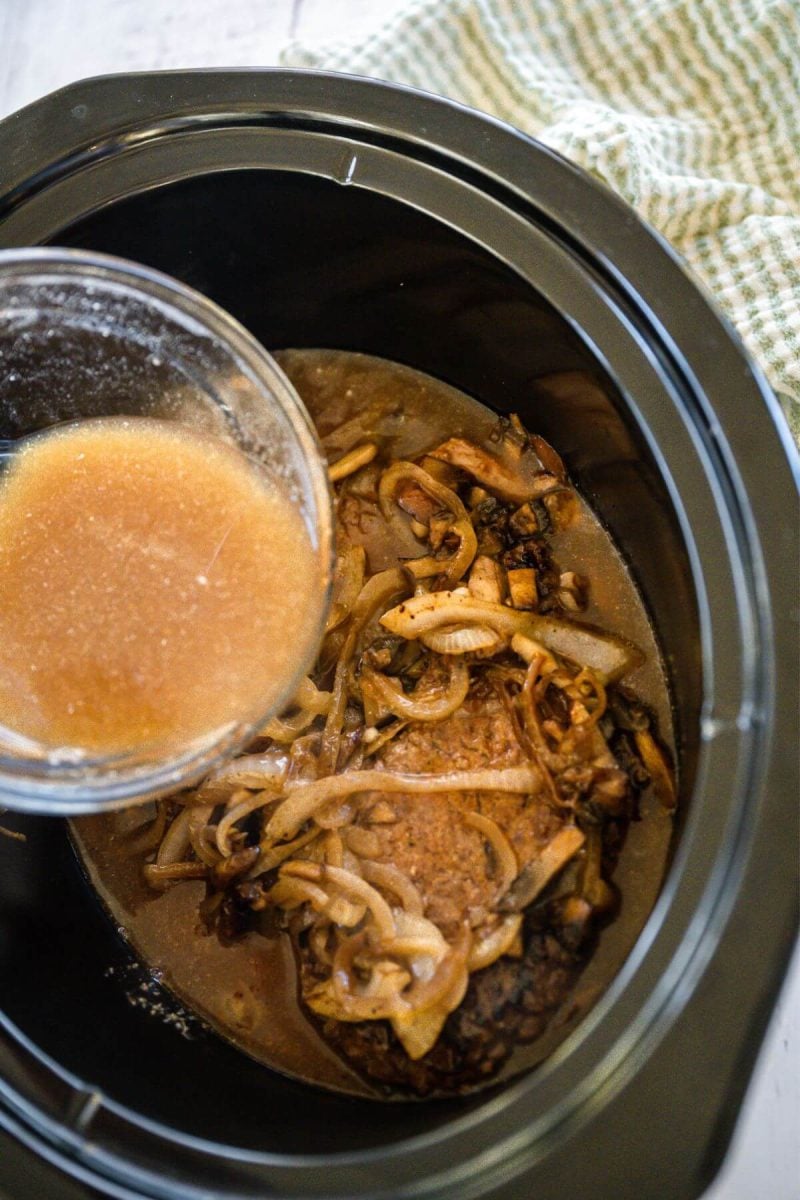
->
[74,351,674,1099]
[0,417,318,756]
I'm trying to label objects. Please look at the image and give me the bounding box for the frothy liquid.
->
[0,417,319,755]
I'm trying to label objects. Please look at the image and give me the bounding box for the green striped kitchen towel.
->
[282,0,800,442]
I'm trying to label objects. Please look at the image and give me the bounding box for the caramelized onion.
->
[198,751,289,799]
[428,437,540,504]
[269,875,330,911]
[362,719,409,758]
[255,826,320,874]
[123,801,167,856]
[325,544,367,634]
[155,806,193,867]
[379,460,469,526]
[323,830,345,868]
[500,826,586,911]
[325,896,367,927]
[261,677,333,743]
[382,591,641,682]
[281,861,397,941]
[216,790,275,858]
[144,861,208,889]
[360,658,469,722]
[463,811,518,898]
[319,567,409,774]
[468,914,523,972]
[188,804,219,867]
[400,925,470,1012]
[361,861,425,916]
[421,624,503,656]
[401,517,477,588]
[379,462,476,586]
[390,1006,450,1061]
[266,766,540,843]
[322,937,412,1021]
[343,826,382,858]
[329,442,378,483]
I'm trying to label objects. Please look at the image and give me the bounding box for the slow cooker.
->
[0,70,796,1200]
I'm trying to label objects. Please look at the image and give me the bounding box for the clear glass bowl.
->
[0,248,333,814]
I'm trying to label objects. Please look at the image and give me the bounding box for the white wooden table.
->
[0,3,797,1197]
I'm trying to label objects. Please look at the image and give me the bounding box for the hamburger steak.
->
[75,350,675,1099]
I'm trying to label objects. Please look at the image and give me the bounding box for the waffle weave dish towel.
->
[283,0,800,442]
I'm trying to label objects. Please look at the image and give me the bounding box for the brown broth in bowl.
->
[73,351,675,1099]
[0,417,317,756]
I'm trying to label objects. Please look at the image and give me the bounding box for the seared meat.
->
[299,909,583,1096]
[291,675,596,1095]
[364,680,563,937]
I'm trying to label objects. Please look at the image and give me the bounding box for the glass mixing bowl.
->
[0,248,333,814]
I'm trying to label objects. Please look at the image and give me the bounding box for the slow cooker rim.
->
[1,68,796,1200]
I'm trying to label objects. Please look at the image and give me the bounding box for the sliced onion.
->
[255,826,320,874]
[468,914,523,972]
[319,567,409,774]
[343,826,381,858]
[325,545,367,634]
[428,437,540,504]
[379,462,476,586]
[313,800,356,830]
[522,616,642,683]
[266,765,540,843]
[214,791,270,857]
[400,925,470,1009]
[188,804,219,867]
[381,591,641,682]
[390,1004,451,1061]
[323,938,412,1021]
[306,972,410,1023]
[262,677,332,740]
[381,590,523,641]
[378,460,470,526]
[362,718,409,758]
[325,896,367,927]
[510,632,557,671]
[281,861,397,941]
[329,442,378,483]
[198,751,289,799]
[462,811,518,898]
[323,830,345,868]
[269,875,330,912]
[500,826,586,911]
[421,624,503,656]
[123,802,168,856]
[360,658,469,722]
[361,861,425,916]
[144,861,208,889]
[385,910,448,966]
[155,806,193,866]
[401,517,477,588]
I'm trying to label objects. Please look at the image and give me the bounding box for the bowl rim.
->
[0,244,335,813]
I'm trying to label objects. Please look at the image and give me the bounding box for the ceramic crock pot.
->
[0,70,796,1200]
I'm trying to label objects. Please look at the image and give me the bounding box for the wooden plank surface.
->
[0,4,797,1198]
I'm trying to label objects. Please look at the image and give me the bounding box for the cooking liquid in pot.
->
[0,416,317,756]
[73,352,675,1100]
